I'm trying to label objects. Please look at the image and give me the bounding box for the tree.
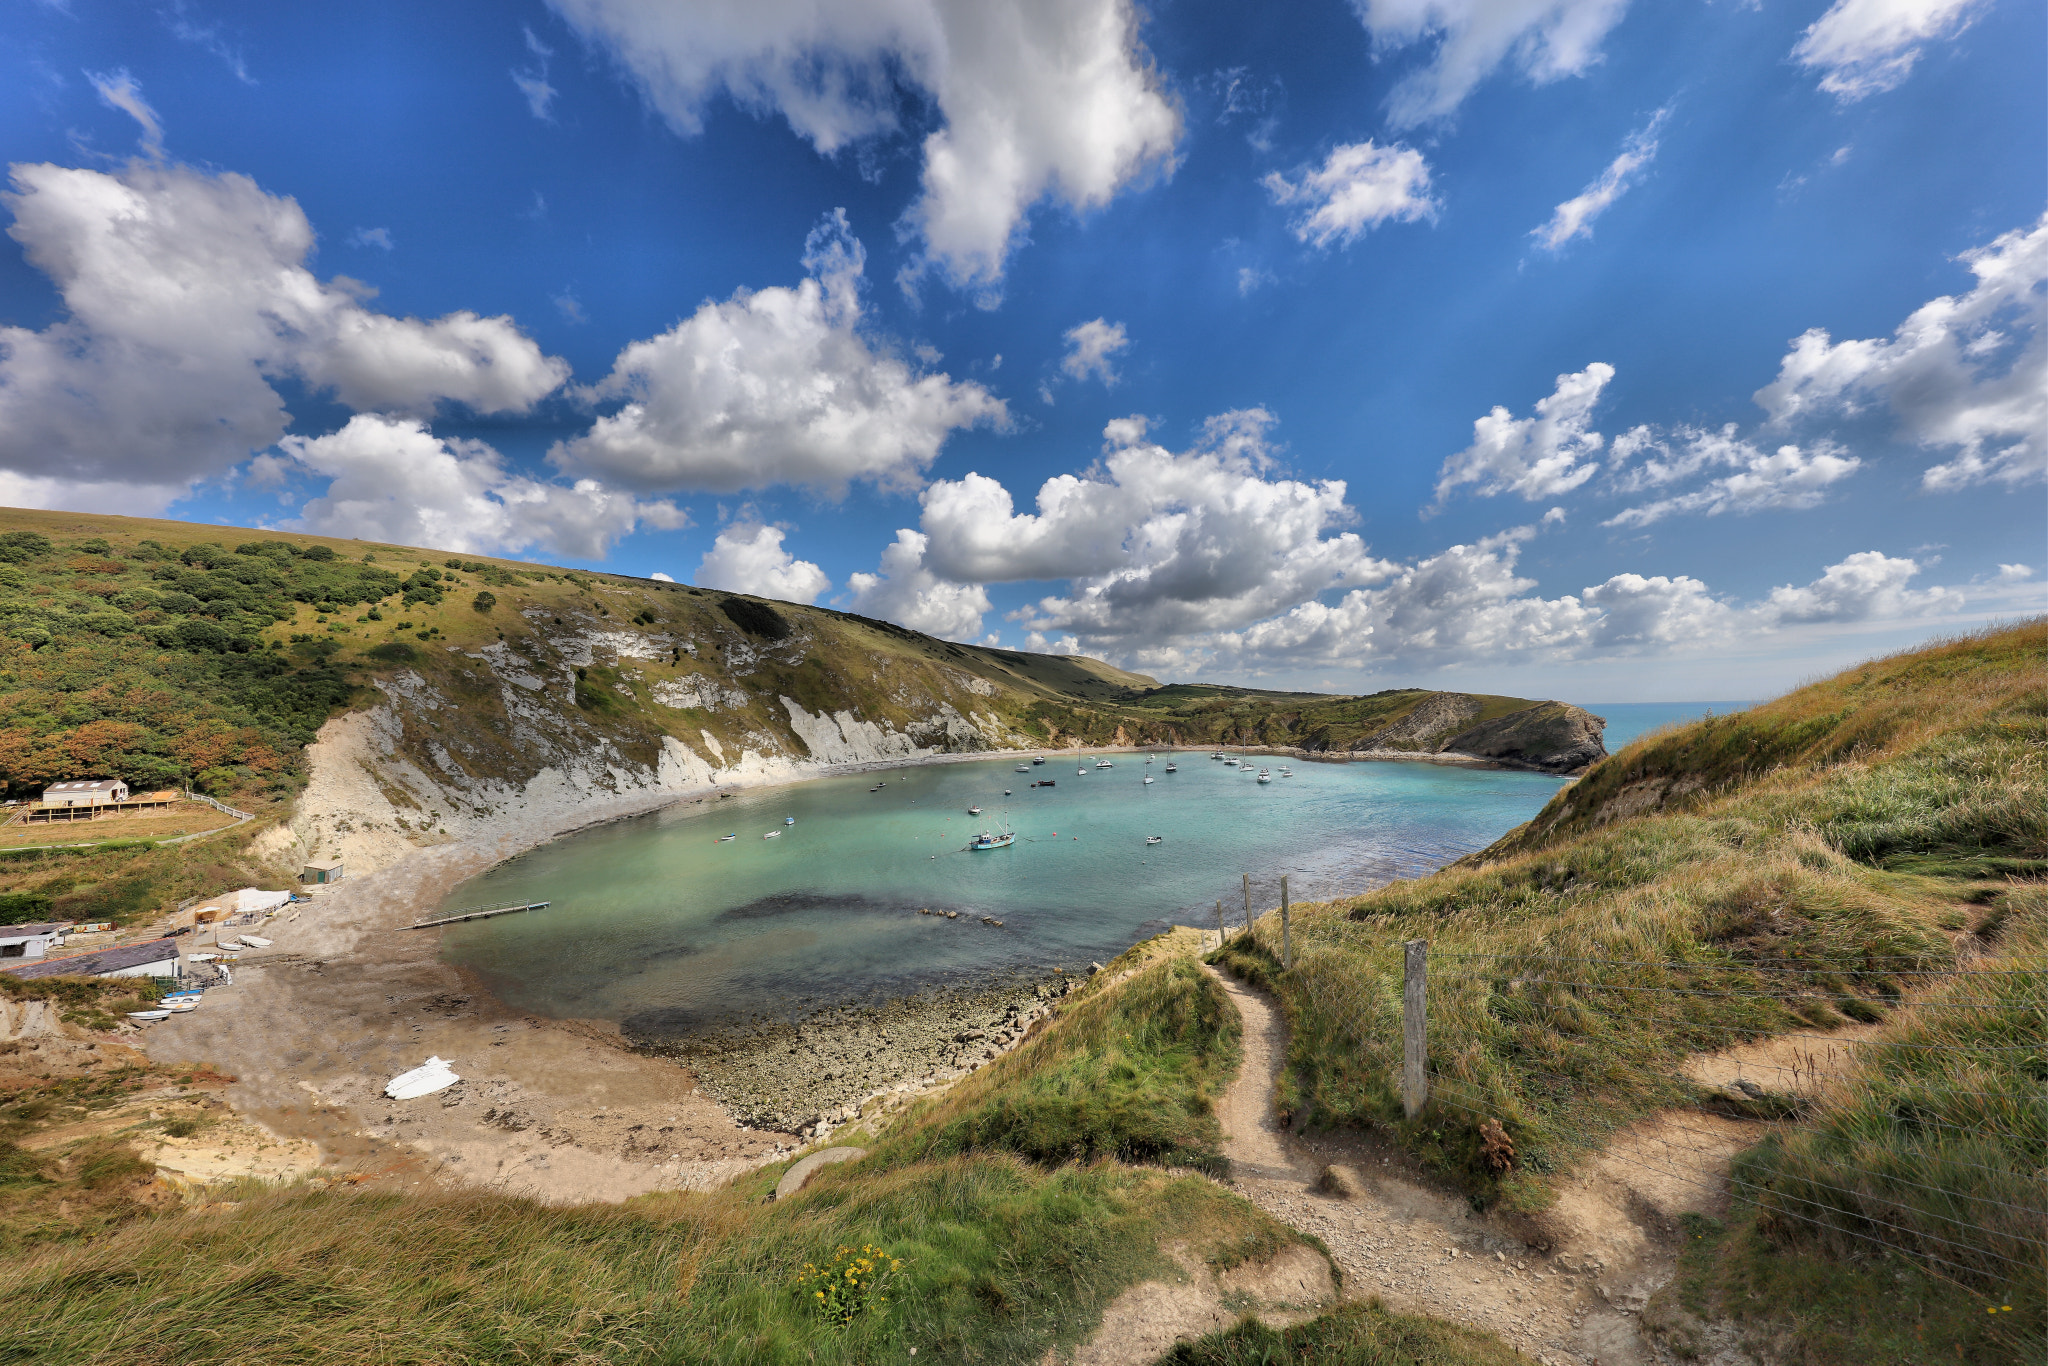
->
[472,590,497,614]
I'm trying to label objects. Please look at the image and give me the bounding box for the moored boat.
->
[1145,835,1163,845]
[968,805,982,815]
[762,830,781,839]
[1142,775,1154,784]
[1257,769,1273,783]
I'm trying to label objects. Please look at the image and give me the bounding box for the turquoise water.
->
[440,753,1566,1039]
[1586,701,1758,752]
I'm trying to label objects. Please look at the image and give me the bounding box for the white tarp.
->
[385,1056,460,1100]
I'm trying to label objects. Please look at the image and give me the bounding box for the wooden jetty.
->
[406,900,550,930]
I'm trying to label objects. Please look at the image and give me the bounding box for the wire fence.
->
[1221,912,2046,1301]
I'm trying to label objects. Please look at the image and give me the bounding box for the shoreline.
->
[140,733,1560,1204]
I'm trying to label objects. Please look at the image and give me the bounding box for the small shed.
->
[0,922,63,960]
[40,779,130,808]
[302,859,345,885]
[3,937,181,981]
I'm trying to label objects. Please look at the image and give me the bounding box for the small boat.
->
[187,952,219,962]
[1212,752,1225,760]
[385,1056,460,1100]
[1145,835,1163,845]
[127,1009,171,1022]
[215,939,244,951]
[970,830,1014,850]
[1142,776,1155,784]
[1031,756,1046,765]
[869,785,884,792]
[239,935,272,948]
[717,833,737,842]
[161,990,203,1001]
[1095,759,1113,768]
[1003,790,1012,796]
[1224,757,1238,766]
[1079,768,1089,775]
[1035,779,1055,788]
[1016,765,1031,772]
[784,816,796,825]
[166,1000,199,1013]
[1257,769,1273,783]
[1164,762,1177,772]
[1278,767,1294,777]
[967,805,982,815]
[762,830,781,839]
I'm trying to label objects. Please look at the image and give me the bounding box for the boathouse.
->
[40,779,128,808]
[301,858,345,885]
[0,922,63,960]
[2,938,181,981]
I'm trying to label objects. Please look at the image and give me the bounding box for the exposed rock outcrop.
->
[1445,701,1608,774]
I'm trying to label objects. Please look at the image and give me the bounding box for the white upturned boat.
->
[215,939,244,951]
[239,935,272,948]
[385,1056,460,1100]
[127,1009,171,1022]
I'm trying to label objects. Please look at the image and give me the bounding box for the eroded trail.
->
[1203,964,1741,1366]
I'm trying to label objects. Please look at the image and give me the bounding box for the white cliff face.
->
[654,676,750,711]
[288,670,1018,879]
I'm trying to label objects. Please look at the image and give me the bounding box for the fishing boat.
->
[717,833,737,842]
[127,1009,170,1022]
[385,1056,460,1100]
[239,935,272,948]
[762,830,781,839]
[967,805,982,815]
[1257,769,1273,783]
[1145,835,1163,845]
[970,828,1014,850]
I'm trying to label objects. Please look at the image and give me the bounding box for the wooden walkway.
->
[406,901,550,930]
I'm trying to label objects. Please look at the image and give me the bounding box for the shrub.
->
[720,596,791,639]
[471,591,496,614]
[301,545,336,562]
[0,532,52,563]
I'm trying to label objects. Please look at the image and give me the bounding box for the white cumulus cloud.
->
[1059,318,1130,386]
[281,415,682,560]
[1263,141,1438,248]
[1531,106,1668,252]
[546,0,1180,292]
[1350,0,1634,128]
[550,211,1004,497]
[1764,550,1960,623]
[0,159,567,500]
[1754,214,2046,491]
[1601,426,1860,527]
[1792,0,1988,103]
[1431,363,1613,507]
[846,528,992,640]
[694,523,831,604]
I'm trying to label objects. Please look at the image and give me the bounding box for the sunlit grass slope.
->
[1211,621,2044,1358]
[0,952,1420,1366]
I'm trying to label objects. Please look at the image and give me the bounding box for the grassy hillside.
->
[0,946,1522,1366]
[1212,619,2045,1364]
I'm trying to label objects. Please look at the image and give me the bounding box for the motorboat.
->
[1164,762,1177,772]
[762,830,781,839]
[1278,767,1294,777]
[1031,755,1046,765]
[166,1000,199,1013]
[1016,765,1031,772]
[1223,757,1238,766]
[127,1010,170,1022]
[1095,759,1114,768]
[1145,835,1163,845]
[784,816,796,825]
[717,833,737,842]
[1211,752,1225,760]
[1257,769,1273,783]
[967,805,983,815]
[385,1056,460,1100]
[1142,776,1155,784]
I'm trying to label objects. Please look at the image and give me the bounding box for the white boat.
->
[187,952,219,962]
[1095,759,1114,768]
[1145,835,1163,845]
[1257,769,1273,783]
[717,833,737,842]
[385,1056,460,1100]
[215,939,244,951]
[967,805,983,815]
[127,1009,170,1022]
[167,1000,199,1013]
[1278,767,1294,777]
[1016,765,1031,772]
[1224,757,1238,766]
[1212,752,1225,760]
[1164,762,1177,772]
[762,830,781,839]
[1079,767,1089,775]
[239,935,272,948]
[1031,756,1045,765]
[1142,776,1155,784]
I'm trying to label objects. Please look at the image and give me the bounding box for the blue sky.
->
[0,0,2041,700]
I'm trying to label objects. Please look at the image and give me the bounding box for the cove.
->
[438,752,1566,1040]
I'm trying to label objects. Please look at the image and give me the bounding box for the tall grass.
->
[1211,622,2045,1341]
[0,954,1305,1366]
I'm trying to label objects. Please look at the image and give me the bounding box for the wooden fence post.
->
[1280,875,1291,970]
[1402,939,1428,1120]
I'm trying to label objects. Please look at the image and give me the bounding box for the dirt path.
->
[1203,964,1741,1366]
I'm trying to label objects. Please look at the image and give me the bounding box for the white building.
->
[2,937,181,982]
[41,779,130,808]
[0,922,62,960]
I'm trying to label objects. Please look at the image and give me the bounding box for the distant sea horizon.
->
[1580,701,1760,753]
